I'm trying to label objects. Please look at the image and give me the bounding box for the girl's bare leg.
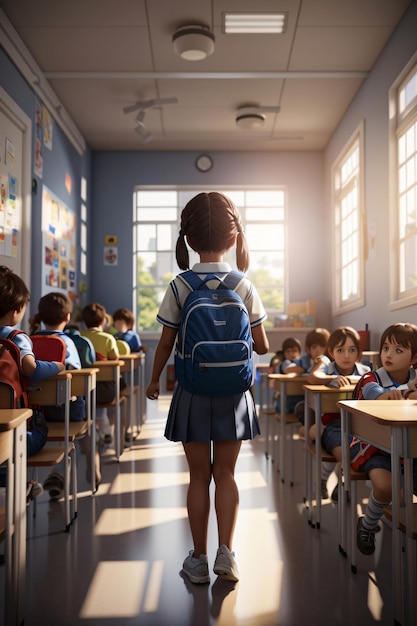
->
[212,440,242,549]
[183,441,212,558]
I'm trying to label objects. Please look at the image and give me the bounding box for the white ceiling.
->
[0,0,413,152]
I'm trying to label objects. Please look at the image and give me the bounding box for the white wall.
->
[324,0,417,350]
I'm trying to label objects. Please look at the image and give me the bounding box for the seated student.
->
[0,266,65,502]
[293,327,331,429]
[112,307,147,353]
[273,337,306,414]
[80,303,126,445]
[312,326,371,501]
[353,323,417,555]
[30,292,101,496]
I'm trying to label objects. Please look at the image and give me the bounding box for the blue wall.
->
[0,47,92,316]
[91,150,326,321]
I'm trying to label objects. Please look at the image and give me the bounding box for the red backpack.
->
[350,371,381,471]
[0,329,29,408]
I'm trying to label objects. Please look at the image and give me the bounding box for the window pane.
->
[135,188,287,330]
[333,136,362,311]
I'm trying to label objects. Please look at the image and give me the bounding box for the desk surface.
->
[339,399,417,426]
[0,408,32,431]
[304,384,356,393]
[268,373,308,381]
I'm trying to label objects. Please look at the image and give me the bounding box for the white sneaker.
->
[182,551,210,584]
[213,545,239,582]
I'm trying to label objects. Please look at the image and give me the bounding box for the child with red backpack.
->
[308,326,370,501]
[0,266,65,501]
[30,292,102,496]
[352,323,417,555]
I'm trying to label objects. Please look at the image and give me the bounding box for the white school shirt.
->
[156,262,267,329]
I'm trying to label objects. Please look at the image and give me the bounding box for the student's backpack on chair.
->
[174,271,253,397]
[64,328,97,367]
[0,330,29,408]
[0,330,48,456]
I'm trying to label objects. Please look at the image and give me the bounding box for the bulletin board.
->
[0,93,25,277]
[41,185,76,296]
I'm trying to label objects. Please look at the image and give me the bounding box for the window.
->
[390,57,417,308]
[134,188,286,331]
[332,123,365,314]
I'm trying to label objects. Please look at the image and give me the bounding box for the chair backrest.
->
[30,334,67,363]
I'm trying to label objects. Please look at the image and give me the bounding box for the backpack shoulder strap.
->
[219,270,245,292]
[178,270,246,293]
[177,271,218,292]
[7,329,25,341]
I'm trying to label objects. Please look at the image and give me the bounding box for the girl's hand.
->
[146,382,160,400]
[379,389,404,400]
[333,375,350,388]
[54,362,65,372]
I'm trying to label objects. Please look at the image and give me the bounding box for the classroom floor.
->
[4,397,397,626]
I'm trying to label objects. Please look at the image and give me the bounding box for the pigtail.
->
[235,229,250,273]
[29,312,42,335]
[175,230,190,270]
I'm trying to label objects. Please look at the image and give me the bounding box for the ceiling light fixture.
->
[224,13,287,34]
[172,24,215,61]
[236,113,265,129]
[235,105,280,129]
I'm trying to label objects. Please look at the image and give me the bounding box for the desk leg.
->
[279,383,286,483]
[391,428,403,626]
[6,420,27,626]
[403,430,415,626]
[314,396,322,529]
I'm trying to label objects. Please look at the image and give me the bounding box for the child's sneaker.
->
[182,551,210,584]
[26,480,44,505]
[321,479,329,499]
[213,545,239,582]
[357,516,376,555]
[43,471,64,500]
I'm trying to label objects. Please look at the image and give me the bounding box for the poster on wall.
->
[42,185,76,297]
[0,171,19,258]
[34,100,43,178]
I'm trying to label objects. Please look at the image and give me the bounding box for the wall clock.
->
[195,154,213,172]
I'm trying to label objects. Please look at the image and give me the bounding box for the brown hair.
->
[0,265,30,318]
[380,323,417,361]
[175,192,250,271]
[328,326,362,359]
[113,308,134,329]
[30,292,72,333]
[81,303,107,329]
[305,328,330,349]
[282,337,302,353]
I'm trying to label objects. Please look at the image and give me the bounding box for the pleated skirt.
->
[164,384,261,443]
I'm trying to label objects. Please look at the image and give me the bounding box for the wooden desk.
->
[304,384,355,530]
[0,407,32,626]
[362,350,380,368]
[28,372,73,530]
[255,362,270,412]
[268,374,307,483]
[120,354,143,441]
[339,399,417,626]
[94,360,125,461]
[62,368,98,495]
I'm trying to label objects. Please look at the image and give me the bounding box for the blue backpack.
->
[64,328,96,368]
[174,271,253,397]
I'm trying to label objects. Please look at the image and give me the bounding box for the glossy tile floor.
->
[4,397,397,626]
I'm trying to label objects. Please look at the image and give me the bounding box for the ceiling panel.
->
[0,0,413,151]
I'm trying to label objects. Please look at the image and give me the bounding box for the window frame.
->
[389,53,417,311]
[331,121,365,316]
